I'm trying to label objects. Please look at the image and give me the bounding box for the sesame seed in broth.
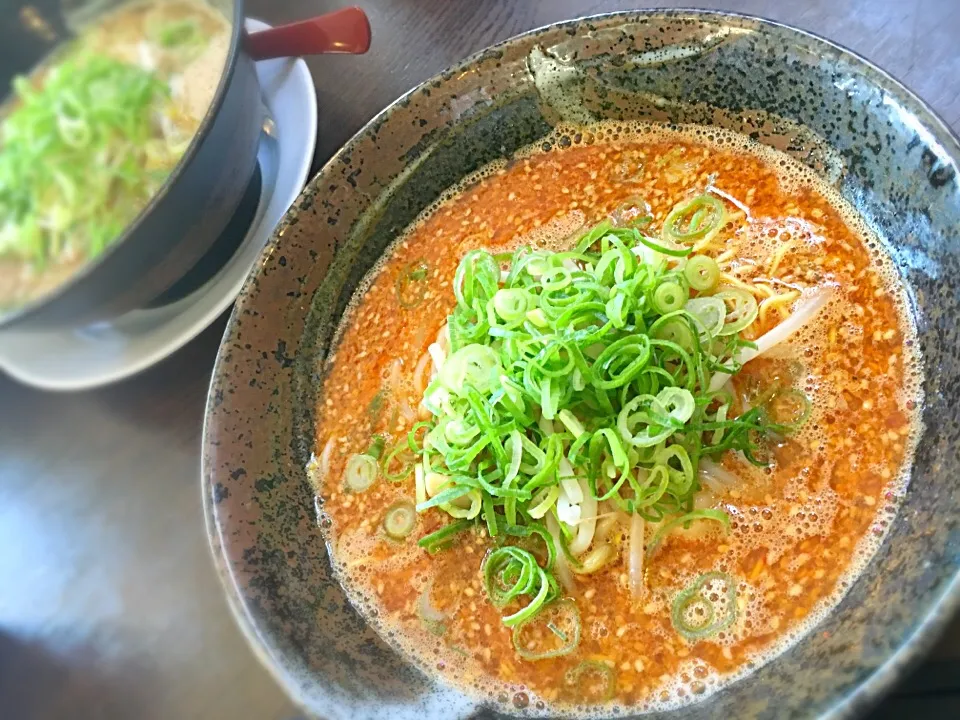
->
[311,122,922,715]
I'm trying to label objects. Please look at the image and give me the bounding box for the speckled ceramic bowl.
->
[202,10,960,720]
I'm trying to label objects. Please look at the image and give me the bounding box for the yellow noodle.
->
[719,272,775,299]
[767,239,796,276]
[692,237,722,253]
[758,290,801,326]
[728,262,758,277]
[715,248,736,264]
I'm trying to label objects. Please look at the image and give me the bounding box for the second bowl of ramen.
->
[0,0,261,328]
[204,10,960,720]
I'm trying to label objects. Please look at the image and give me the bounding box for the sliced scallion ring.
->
[343,453,378,492]
[652,316,696,352]
[684,255,720,291]
[366,435,386,460]
[663,194,726,245]
[511,598,581,660]
[483,545,556,627]
[528,485,560,519]
[653,281,687,315]
[566,660,617,702]
[767,388,812,430]
[647,509,731,558]
[637,233,692,258]
[441,488,482,519]
[685,296,726,337]
[671,571,738,641]
[382,443,415,482]
[714,288,759,336]
[383,500,417,539]
[440,344,502,396]
[493,288,533,322]
[655,387,696,424]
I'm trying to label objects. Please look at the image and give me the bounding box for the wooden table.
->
[1,1,957,718]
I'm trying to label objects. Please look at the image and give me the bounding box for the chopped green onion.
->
[663,195,726,246]
[686,297,726,337]
[684,255,721,291]
[383,500,417,539]
[493,288,533,322]
[653,281,687,315]
[671,571,737,641]
[652,316,696,352]
[417,519,472,553]
[646,509,731,558]
[557,409,586,438]
[397,260,430,308]
[637,233,692,258]
[528,485,560,518]
[405,217,806,658]
[502,523,557,569]
[382,442,415,482]
[439,344,501,396]
[656,387,696,424]
[511,599,581,660]
[714,288,759,336]
[366,435,386,460]
[483,546,556,627]
[566,661,617,702]
[441,488,481,519]
[415,482,468,510]
[0,52,173,275]
[366,390,386,420]
[343,454,377,492]
[526,308,548,327]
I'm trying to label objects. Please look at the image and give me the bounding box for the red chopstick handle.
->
[245,7,371,60]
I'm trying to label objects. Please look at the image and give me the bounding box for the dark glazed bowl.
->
[203,10,960,720]
[0,0,262,329]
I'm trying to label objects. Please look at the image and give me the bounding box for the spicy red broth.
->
[309,123,921,714]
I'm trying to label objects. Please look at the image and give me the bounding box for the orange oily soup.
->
[310,123,921,715]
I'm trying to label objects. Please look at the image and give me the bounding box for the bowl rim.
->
[203,7,960,718]
[0,0,247,329]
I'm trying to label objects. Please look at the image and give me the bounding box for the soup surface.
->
[0,0,229,309]
[311,123,921,714]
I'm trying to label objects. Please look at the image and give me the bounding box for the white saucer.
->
[0,19,317,392]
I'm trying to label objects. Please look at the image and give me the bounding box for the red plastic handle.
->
[244,7,371,60]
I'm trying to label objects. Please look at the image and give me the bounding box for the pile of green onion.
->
[367,195,809,656]
[0,51,174,271]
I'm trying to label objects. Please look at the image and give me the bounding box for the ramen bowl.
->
[0,0,261,329]
[203,10,960,719]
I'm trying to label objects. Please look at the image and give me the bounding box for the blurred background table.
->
[1,1,957,718]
